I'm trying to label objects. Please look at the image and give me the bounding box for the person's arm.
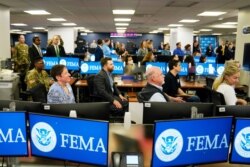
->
[236,98,247,105]
[164,93,185,103]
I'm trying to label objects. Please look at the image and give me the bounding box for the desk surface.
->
[75,78,206,89]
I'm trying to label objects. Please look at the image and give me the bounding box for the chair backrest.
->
[206,76,215,89]
[136,92,144,103]
[204,86,226,105]
[86,75,95,95]
[28,83,47,103]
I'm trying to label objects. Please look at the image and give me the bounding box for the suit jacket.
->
[94,45,104,61]
[29,44,43,69]
[46,45,66,57]
[94,69,121,103]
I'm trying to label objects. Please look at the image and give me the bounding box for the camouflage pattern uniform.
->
[25,68,51,91]
[13,43,30,73]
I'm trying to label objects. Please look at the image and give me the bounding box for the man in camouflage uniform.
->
[13,35,30,91]
[25,57,52,92]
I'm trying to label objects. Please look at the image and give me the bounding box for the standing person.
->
[29,36,43,69]
[47,64,75,104]
[94,39,104,61]
[224,42,235,61]
[205,43,214,56]
[139,66,184,102]
[137,40,148,57]
[102,38,112,57]
[184,44,192,55]
[141,51,155,65]
[173,42,184,57]
[216,40,226,64]
[193,40,202,56]
[161,43,171,56]
[213,63,247,105]
[94,57,128,116]
[13,34,30,91]
[46,35,66,57]
[163,60,200,102]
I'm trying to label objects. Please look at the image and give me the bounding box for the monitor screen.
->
[216,64,225,76]
[0,100,43,113]
[59,57,79,70]
[195,63,216,76]
[156,55,172,63]
[43,57,59,70]
[113,61,124,74]
[216,105,250,118]
[0,111,28,156]
[29,113,109,166]
[165,63,188,76]
[80,61,101,74]
[146,62,166,74]
[42,102,110,121]
[143,102,214,124]
[230,118,250,164]
[152,117,233,166]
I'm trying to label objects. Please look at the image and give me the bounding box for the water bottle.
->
[191,106,198,119]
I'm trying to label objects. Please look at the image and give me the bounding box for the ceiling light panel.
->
[24,10,50,15]
[179,19,200,23]
[113,10,135,15]
[198,11,226,16]
[114,18,131,22]
[47,18,66,21]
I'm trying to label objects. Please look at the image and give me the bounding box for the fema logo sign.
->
[81,63,89,73]
[59,59,67,66]
[217,66,224,76]
[234,127,250,158]
[31,122,57,152]
[155,128,183,162]
[146,64,153,70]
[196,65,204,75]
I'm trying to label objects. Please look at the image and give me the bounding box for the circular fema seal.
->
[31,122,57,152]
[59,59,67,66]
[234,127,250,158]
[146,64,153,70]
[217,66,224,76]
[81,63,89,73]
[155,129,183,162]
[196,65,204,75]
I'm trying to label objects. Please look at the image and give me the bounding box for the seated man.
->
[25,57,53,91]
[139,66,185,102]
[94,57,128,115]
[163,60,200,102]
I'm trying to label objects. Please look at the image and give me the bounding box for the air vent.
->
[165,0,199,7]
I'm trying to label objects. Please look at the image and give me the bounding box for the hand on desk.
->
[113,100,122,109]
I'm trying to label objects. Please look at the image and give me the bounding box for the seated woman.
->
[141,51,155,65]
[213,63,247,105]
[47,64,75,104]
[124,55,136,75]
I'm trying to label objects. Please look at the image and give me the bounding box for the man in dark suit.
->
[94,39,104,61]
[29,36,43,69]
[94,57,128,115]
[46,35,66,57]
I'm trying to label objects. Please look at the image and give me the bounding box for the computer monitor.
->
[0,111,28,156]
[143,102,214,124]
[29,113,109,166]
[216,105,250,118]
[42,102,110,121]
[0,100,43,113]
[152,117,233,166]
[59,57,80,70]
[230,117,250,164]
[43,57,59,70]
[156,55,172,63]
[195,63,216,76]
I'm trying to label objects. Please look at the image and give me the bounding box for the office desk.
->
[14,123,250,167]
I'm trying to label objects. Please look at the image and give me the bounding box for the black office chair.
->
[27,83,47,103]
[204,86,226,105]
[86,75,104,102]
[136,92,144,103]
[205,76,215,89]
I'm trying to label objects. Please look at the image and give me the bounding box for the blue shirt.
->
[173,48,185,56]
[102,44,111,57]
[47,82,75,104]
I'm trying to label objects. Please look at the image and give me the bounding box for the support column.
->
[235,6,250,96]
[0,5,11,60]
[170,27,193,53]
[48,27,78,54]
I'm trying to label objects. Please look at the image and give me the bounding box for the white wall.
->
[177,27,193,49]
[235,6,250,95]
[0,5,11,59]
[48,27,77,54]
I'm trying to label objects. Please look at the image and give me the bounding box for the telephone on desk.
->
[111,152,143,167]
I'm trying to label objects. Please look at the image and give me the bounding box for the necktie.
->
[55,45,59,56]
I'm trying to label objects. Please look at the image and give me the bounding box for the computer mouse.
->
[113,152,121,167]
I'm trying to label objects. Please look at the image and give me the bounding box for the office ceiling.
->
[1,0,250,35]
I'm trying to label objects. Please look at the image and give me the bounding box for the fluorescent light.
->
[24,10,50,15]
[199,29,212,32]
[114,18,131,22]
[117,30,126,33]
[113,10,135,15]
[116,27,127,30]
[47,18,66,21]
[11,29,21,32]
[211,24,236,28]
[115,23,129,26]
[179,19,200,23]
[85,30,93,33]
[198,11,226,16]
[232,32,237,34]
[223,22,238,25]
[11,23,27,26]
[33,27,45,30]
[158,28,169,30]
[193,31,200,33]
[23,31,32,33]
[168,24,183,27]
[149,31,158,34]
[62,23,77,26]
[74,27,85,30]
[212,33,222,35]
